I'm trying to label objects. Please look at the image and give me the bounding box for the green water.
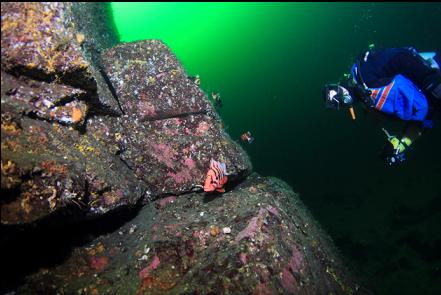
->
[111,3,441,294]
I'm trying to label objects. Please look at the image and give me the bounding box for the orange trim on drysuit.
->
[375,81,395,111]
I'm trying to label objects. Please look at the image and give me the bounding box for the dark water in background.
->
[111,3,441,294]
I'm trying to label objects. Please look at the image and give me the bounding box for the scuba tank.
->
[405,46,441,101]
[405,46,440,70]
[419,52,440,69]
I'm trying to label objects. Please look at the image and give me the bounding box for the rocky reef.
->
[1,3,370,294]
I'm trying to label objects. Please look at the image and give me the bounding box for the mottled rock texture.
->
[101,40,251,197]
[1,2,368,295]
[17,175,369,295]
[1,2,145,225]
[1,2,250,226]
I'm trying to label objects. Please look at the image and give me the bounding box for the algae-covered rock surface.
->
[1,2,250,226]
[16,175,369,295]
[101,40,251,197]
[1,2,370,294]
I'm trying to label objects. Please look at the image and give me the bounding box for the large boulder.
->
[16,174,370,295]
[1,2,251,226]
[0,2,144,226]
[101,40,251,197]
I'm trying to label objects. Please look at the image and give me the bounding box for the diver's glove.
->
[381,128,412,166]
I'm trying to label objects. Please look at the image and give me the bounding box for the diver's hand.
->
[381,136,412,166]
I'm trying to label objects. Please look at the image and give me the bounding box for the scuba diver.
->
[323,46,441,165]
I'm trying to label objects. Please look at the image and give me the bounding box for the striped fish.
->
[204,159,228,193]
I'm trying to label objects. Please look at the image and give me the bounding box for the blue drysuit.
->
[352,47,441,121]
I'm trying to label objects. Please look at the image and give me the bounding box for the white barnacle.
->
[42,99,53,108]
[138,255,148,261]
[222,227,231,234]
[59,116,72,123]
